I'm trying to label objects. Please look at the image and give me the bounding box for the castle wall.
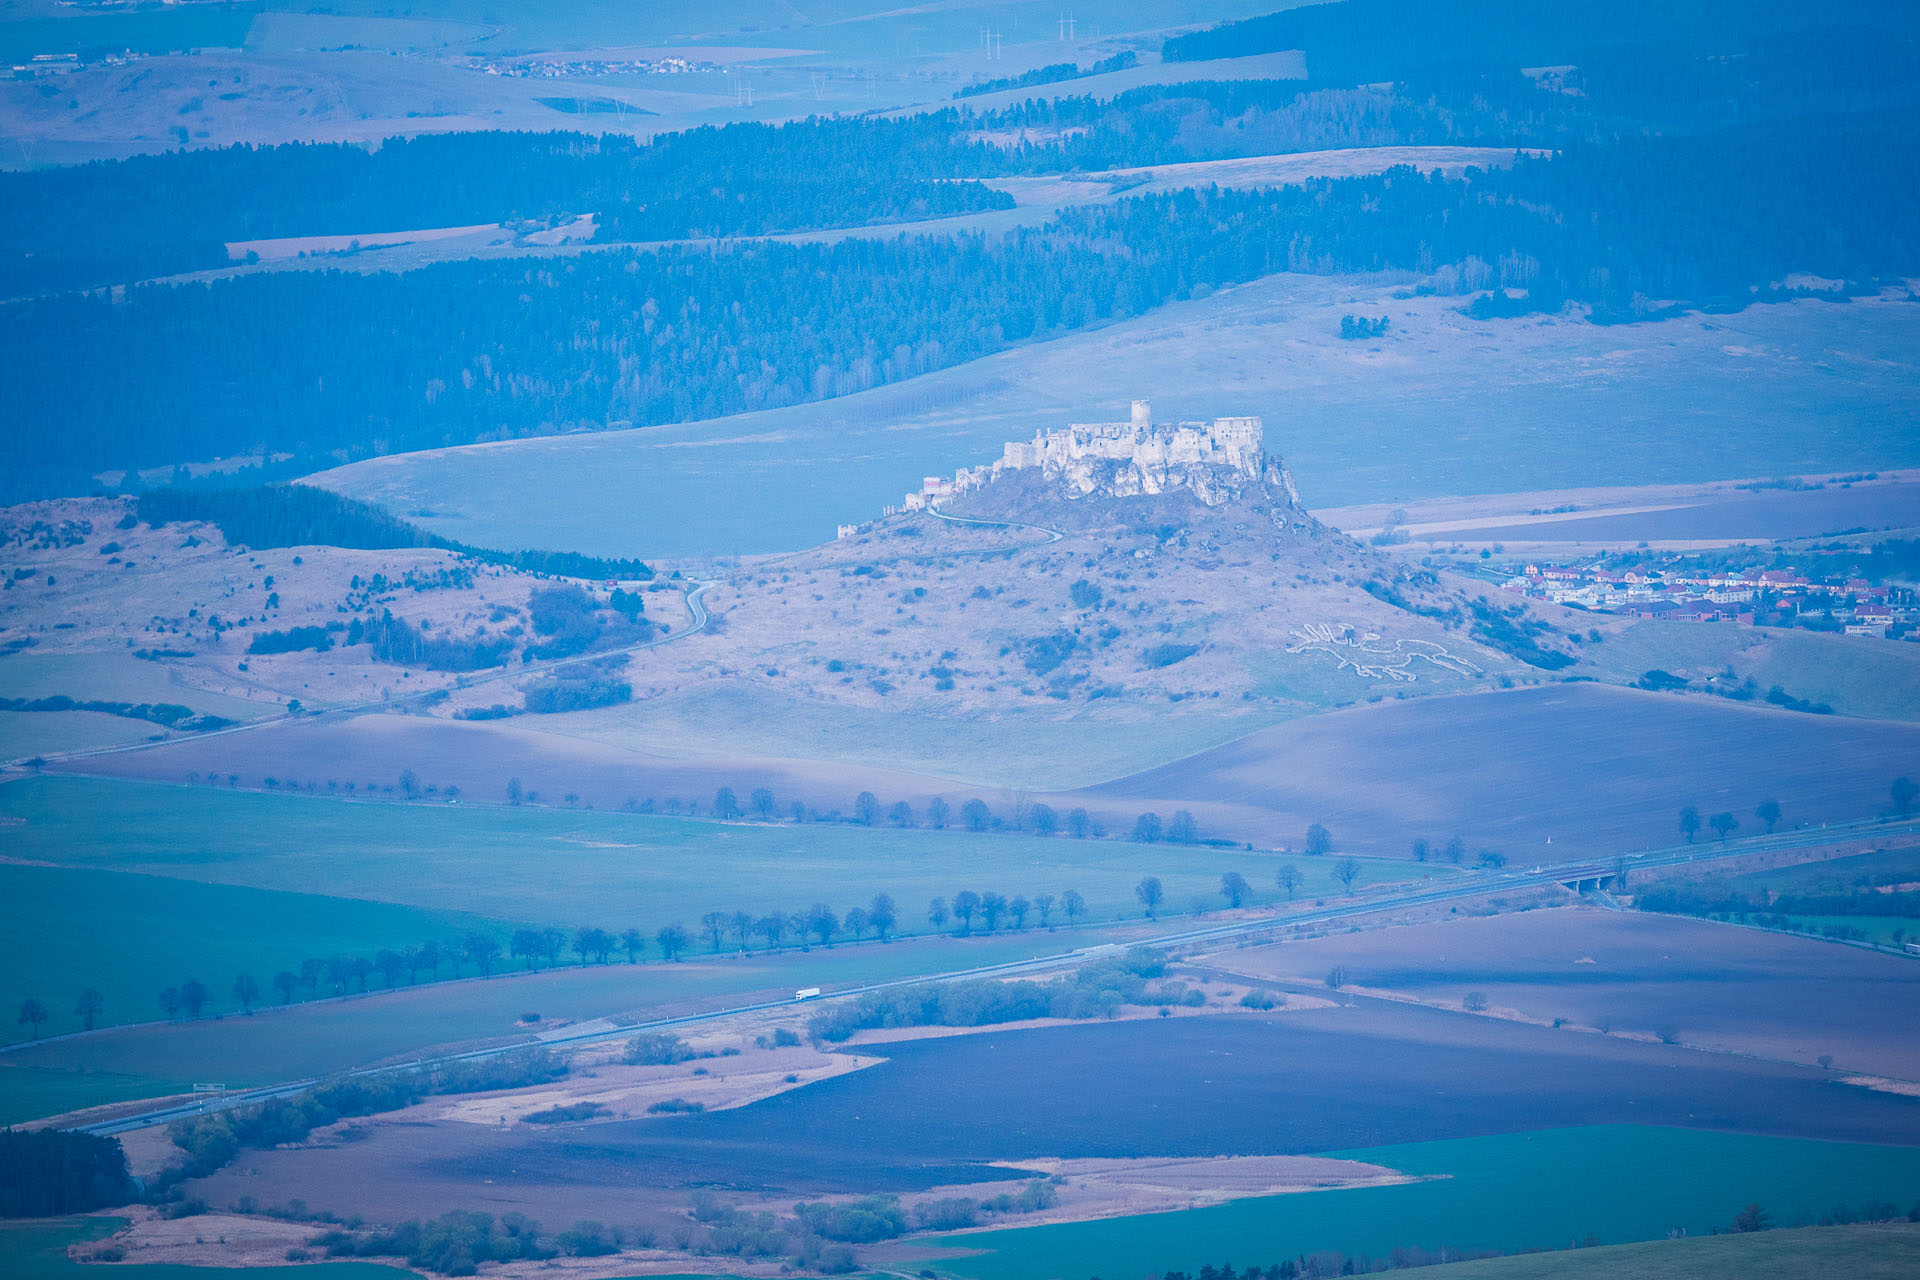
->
[893,403,1281,514]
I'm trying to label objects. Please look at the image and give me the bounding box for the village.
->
[1496,556,1917,637]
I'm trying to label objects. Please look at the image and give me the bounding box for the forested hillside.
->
[1163,0,1920,94]
[4,2,1918,501]
[0,128,1015,297]
[4,103,1914,499]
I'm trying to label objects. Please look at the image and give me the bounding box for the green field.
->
[1763,915,1919,947]
[0,771,1404,1116]
[0,925,1148,1124]
[1407,1222,1920,1280]
[0,862,504,1046]
[1729,847,1920,893]
[0,651,272,720]
[936,1126,1920,1280]
[0,710,168,761]
[0,775,1400,1033]
[0,1218,406,1280]
[1577,621,1920,724]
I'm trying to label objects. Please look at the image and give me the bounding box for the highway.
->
[76,814,1919,1137]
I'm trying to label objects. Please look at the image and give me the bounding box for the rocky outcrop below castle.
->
[879,401,1299,523]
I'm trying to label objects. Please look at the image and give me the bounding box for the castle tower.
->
[1131,399,1151,430]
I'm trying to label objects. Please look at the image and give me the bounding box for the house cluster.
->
[479,56,719,78]
[1499,561,1913,637]
[840,401,1290,537]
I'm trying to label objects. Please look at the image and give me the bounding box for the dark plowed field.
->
[1081,683,1920,855]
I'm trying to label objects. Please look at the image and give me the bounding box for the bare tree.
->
[74,989,103,1030]
[753,914,787,950]
[1220,872,1252,908]
[512,928,545,969]
[868,893,897,940]
[701,912,729,952]
[232,973,261,1013]
[621,928,646,963]
[1035,893,1057,926]
[951,890,981,933]
[1009,895,1031,929]
[927,897,949,930]
[1334,857,1361,894]
[657,923,691,961]
[980,892,1007,932]
[1277,864,1303,901]
[1135,876,1165,918]
[1893,777,1917,818]
[1062,888,1086,922]
[17,998,49,1037]
[272,972,298,1005]
[465,933,502,976]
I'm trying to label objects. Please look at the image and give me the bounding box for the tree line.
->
[136,485,654,582]
[805,946,1174,1041]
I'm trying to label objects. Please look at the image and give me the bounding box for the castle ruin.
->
[874,401,1297,525]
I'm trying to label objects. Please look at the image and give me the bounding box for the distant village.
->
[478,56,720,79]
[1497,558,1916,639]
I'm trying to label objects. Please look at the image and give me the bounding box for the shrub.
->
[913,1197,979,1230]
[247,626,332,655]
[625,1033,695,1065]
[1141,642,1199,668]
[794,1195,908,1243]
[521,1102,607,1125]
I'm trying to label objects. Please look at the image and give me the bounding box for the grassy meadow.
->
[0,772,1404,1083]
[0,774,1395,934]
[1398,1222,1920,1280]
[1577,621,1920,724]
[313,281,1920,561]
[939,1126,1920,1280]
[0,863,503,1046]
[526,680,1293,791]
